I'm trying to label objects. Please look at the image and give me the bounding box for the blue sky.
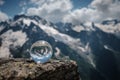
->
[0,0,92,17]
[72,0,92,9]
[0,0,23,16]
[0,0,120,24]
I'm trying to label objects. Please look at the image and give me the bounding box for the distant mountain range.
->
[0,14,120,80]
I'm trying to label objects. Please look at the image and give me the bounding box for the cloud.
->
[19,1,27,7]
[90,0,120,20]
[26,0,120,24]
[30,0,46,6]
[0,30,28,58]
[27,0,73,22]
[19,1,27,14]
[95,22,120,38]
[0,11,8,21]
[63,0,120,25]
[63,8,98,24]
[0,0,4,6]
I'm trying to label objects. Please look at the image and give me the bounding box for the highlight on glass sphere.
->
[30,40,53,63]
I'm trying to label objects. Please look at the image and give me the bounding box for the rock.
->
[0,58,80,80]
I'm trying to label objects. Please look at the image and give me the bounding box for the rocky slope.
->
[0,58,79,80]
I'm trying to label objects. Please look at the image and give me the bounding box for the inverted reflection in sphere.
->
[30,40,53,63]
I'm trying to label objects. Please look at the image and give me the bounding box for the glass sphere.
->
[30,40,53,63]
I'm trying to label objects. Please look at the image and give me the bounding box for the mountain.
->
[102,19,120,25]
[0,14,120,80]
[56,21,120,80]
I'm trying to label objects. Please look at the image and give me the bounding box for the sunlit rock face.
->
[30,40,53,63]
[0,58,80,80]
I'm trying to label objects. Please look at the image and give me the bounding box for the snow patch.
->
[0,26,4,32]
[23,19,32,26]
[72,25,85,32]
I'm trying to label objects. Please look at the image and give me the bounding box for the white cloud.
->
[0,11,8,21]
[63,8,99,24]
[27,0,73,22]
[0,30,28,58]
[90,0,120,20]
[95,22,120,38]
[27,0,120,24]
[63,0,120,25]
[19,1,27,14]
[0,0,4,5]
[19,1,27,7]
[30,0,47,6]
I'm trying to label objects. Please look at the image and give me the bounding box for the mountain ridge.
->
[0,14,120,80]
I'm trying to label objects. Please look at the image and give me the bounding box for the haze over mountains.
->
[0,14,120,80]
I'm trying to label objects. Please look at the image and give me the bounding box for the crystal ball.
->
[30,40,53,63]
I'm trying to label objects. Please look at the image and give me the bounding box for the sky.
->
[0,0,120,24]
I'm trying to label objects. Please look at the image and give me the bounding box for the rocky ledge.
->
[0,58,79,80]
